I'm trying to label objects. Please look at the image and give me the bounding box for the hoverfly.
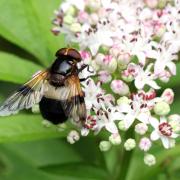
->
[0,48,92,127]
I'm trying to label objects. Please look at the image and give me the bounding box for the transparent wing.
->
[0,70,49,116]
[60,75,86,126]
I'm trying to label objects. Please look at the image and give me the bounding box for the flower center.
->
[84,116,96,129]
[158,122,172,136]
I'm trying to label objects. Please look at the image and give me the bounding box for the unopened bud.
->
[144,154,156,166]
[90,13,99,24]
[139,137,152,152]
[103,55,117,73]
[98,71,112,83]
[109,134,121,145]
[161,88,174,104]
[70,23,82,32]
[99,141,111,151]
[66,6,76,16]
[168,114,180,133]
[135,123,148,135]
[124,138,136,151]
[111,80,129,95]
[117,53,131,70]
[64,15,75,25]
[154,101,170,116]
[117,96,130,106]
[118,121,127,131]
[95,53,105,65]
[78,11,89,23]
[67,130,80,144]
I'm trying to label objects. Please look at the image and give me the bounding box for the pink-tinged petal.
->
[161,136,170,149]
[137,113,150,124]
[150,131,160,141]
[124,114,135,129]
[147,80,160,89]
[167,62,176,75]
[154,61,165,75]
[105,122,118,134]
[150,117,159,129]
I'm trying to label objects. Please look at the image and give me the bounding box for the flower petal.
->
[161,136,171,149]
[105,122,118,134]
[150,117,159,129]
[137,112,150,124]
[147,80,160,89]
[150,130,160,141]
[124,114,135,129]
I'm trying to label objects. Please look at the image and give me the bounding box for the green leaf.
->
[0,52,42,84]
[41,163,109,180]
[0,113,67,143]
[0,0,64,66]
[0,144,73,180]
[2,139,83,167]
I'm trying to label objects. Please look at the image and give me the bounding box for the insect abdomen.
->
[39,96,68,124]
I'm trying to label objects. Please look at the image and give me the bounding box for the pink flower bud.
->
[90,13,99,24]
[95,53,105,65]
[159,70,171,83]
[98,71,112,83]
[103,55,117,73]
[111,80,129,95]
[139,137,152,152]
[80,51,91,64]
[109,45,121,57]
[78,11,89,23]
[161,88,174,104]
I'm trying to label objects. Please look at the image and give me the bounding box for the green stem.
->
[115,128,135,180]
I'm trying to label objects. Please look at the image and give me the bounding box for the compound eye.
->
[55,48,82,62]
[67,49,82,62]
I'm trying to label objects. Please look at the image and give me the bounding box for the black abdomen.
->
[39,96,68,125]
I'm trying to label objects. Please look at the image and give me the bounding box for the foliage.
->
[0,0,179,180]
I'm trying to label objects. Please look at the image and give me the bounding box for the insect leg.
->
[78,64,94,74]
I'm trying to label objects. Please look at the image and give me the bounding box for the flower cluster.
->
[52,0,180,165]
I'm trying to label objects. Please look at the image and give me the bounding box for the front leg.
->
[78,64,94,74]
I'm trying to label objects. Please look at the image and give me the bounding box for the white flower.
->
[78,20,114,55]
[150,117,179,149]
[94,106,124,134]
[154,44,178,77]
[83,79,105,110]
[118,92,152,129]
[126,63,160,90]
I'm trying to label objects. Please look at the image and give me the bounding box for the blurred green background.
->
[0,0,179,179]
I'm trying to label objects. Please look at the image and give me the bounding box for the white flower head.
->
[150,117,179,149]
